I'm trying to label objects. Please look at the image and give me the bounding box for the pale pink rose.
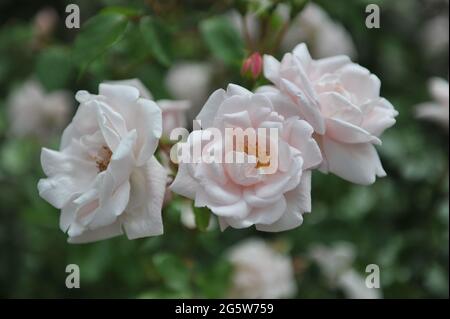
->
[109,79,191,139]
[37,83,167,243]
[415,78,449,129]
[228,238,297,298]
[8,80,71,139]
[170,84,322,232]
[263,43,398,185]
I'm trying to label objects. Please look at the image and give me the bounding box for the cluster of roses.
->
[38,44,397,243]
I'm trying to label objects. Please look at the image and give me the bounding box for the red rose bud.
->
[241,52,263,79]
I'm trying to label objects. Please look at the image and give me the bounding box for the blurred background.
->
[0,0,448,298]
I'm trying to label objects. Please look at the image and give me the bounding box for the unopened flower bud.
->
[241,52,263,79]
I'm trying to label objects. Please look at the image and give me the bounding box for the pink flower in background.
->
[241,52,263,79]
[170,84,322,232]
[415,78,449,129]
[8,80,71,139]
[228,239,297,298]
[38,83,167,243]
[263,43,398,185]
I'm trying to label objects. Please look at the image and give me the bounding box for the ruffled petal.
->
[132,99,163,166]
[123,156,167,239]
[320,136,386,185]
[326,118,381,145]
[196,88,226,129]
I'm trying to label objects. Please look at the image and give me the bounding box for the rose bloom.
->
[170,84,322,231]
[263,43,398,185]
[8,80,71,139]
[37,83,167,243]
[228,239,297,299]
[415,78,449,129]
[108,79,191,139]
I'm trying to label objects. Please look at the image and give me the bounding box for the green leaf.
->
[36,47,73,91]
[0,140,36,175]
[197,260,232,298]
[193,206,211,232]
[153,253,190,292]
[72,13,128,69]
[139,16,171,66]
[200,16,245,67]
[101,6,142,17]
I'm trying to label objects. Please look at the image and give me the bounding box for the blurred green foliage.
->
[0,0,448,298]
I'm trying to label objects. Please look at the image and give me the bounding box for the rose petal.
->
[123,156,167,239]
[320,136,386,185]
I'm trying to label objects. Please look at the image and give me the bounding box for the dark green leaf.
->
[197,260,232,298]
[36,47,73,91]
[72,13,128,69]
[140,16,171,66]
[101,6,142,17]
[153,253,190,292]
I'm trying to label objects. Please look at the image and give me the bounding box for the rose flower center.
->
[95,145,112,172]
[236,138,271,169]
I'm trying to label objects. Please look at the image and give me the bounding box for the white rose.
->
[228,239,297,298]
[37,83,167,243]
